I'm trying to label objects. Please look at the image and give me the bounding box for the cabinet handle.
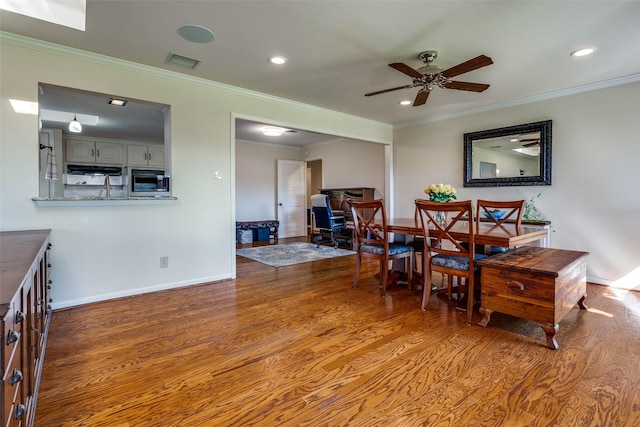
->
[92,148,95,157]
[10,369,23,385]
[6,329,20,345]
[48,242,52,249]
[15,403,26,420]
[48,263,52,268]
[15,311,24,323]
[506,280,526,291]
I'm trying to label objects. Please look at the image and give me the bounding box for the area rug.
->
[237,242,354,267]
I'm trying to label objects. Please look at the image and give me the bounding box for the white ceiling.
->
[2,1,640,144]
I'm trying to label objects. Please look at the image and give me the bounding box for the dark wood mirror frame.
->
[463,120,552,187]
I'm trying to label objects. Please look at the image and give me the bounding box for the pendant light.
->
[69,114,82,133]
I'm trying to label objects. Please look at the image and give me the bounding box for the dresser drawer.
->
[2,292,24,375]
[481,266,556,324]
[3,342,24,427]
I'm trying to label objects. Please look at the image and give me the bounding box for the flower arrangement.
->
[523,193,545,222]
[424,183,457,203]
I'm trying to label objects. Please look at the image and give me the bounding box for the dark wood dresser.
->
[477,246,589,349]
[1,230,52,427]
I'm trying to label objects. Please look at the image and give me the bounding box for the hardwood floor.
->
[36,238,640,426]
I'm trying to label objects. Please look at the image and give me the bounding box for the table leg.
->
[478,307,493,327]
[541,323,560,350]
[578,294,587,309]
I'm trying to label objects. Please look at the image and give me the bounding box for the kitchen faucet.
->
[99,175,111,198]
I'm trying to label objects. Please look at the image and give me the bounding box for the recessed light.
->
[399,100,412,106]
[268,55,287,65]
[108,98,127,106]
[177,25,215,43]
[570,47,597,57]
[263,127,284,136]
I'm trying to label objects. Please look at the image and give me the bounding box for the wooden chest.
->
[477,246,589,349]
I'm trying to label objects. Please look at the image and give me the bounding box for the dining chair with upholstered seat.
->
[476,199,525,255]
[415,199,486,325]
[349,199,413,297]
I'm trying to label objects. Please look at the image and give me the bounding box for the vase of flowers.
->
[424,183,457,203]
[424,183,457,227]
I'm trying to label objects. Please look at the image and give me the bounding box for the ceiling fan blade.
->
[365,84,417,97]
[519,138,540,142]
[389,62,423,79]
[413,90,430,106]
[444,80,490,92]
[523,141,540,147]
[441,55,493,78]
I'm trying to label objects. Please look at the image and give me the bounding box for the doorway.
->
[306,159,323,237]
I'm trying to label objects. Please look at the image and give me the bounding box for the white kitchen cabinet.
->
[127,144,164,167]
[66,139,123,165]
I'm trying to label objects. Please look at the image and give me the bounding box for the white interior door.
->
[277,159,306,238]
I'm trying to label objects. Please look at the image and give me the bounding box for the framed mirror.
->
[463,120,552,187]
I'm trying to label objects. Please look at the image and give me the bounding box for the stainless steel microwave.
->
[129,168,170,196]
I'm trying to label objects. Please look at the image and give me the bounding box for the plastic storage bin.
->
[236,229,253,244]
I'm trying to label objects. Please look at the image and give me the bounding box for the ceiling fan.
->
[365,50,493,106]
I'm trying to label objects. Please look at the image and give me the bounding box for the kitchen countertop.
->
[32,196,177,206]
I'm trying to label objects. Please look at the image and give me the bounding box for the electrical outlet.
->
[160,256,169,268]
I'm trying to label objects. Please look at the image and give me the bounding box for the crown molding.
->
[0,31,389,133]
[396,73,640,129]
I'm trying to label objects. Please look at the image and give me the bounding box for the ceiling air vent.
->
[165,53,200,69]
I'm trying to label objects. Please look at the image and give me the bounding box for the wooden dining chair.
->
[414,199,486,325]
[349,199,413,297]
[476,199,525,254]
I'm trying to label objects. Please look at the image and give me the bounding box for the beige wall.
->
[393,82,640,287]
[0,34,392,307]
[235,139,301,222]
[305,138,387,200]
[235,137,387,223]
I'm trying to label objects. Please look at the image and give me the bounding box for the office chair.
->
[311,194,347,248]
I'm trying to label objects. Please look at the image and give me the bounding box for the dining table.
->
[371,217,551,311]
[380,217,550,248]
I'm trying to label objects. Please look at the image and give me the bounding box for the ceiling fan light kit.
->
[365,50,493,106]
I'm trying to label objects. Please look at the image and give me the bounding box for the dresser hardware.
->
[506,280,525,291]
[15,311,24,323]
[15,403,26,419]
[10,369,23,386]
[6,329,20,345]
